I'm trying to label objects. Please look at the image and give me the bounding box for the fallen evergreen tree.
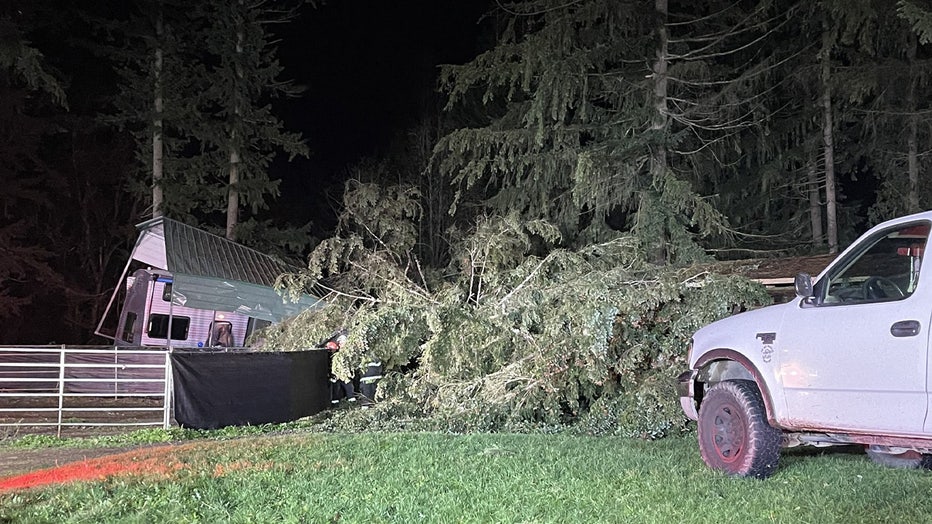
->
[264,182,770,438]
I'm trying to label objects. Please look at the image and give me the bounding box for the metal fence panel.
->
[0,346,171,437]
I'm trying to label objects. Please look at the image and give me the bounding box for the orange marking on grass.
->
[0,445,195,492]
[0,440,280,492]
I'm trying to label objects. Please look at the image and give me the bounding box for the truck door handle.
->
[891,320,921,337]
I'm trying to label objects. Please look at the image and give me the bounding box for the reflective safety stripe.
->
[360,375,382,383]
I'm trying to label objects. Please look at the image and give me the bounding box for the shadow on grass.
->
[778,444,867,471]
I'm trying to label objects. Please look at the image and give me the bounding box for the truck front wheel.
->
[698,380,782,479]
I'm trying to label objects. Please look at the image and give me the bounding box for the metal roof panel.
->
[128,217,321,322]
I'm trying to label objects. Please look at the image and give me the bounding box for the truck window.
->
[822,222,928,305]
[147,314,191,340]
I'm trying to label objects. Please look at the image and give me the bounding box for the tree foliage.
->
[0,15,66,107]
[0,3,139,343]
[11,0,932,433]
[98,0,205,220]
[190,0,309,241]
[271,184,770,437]
[433,0,797,262]
[858,2,932,221]
[899,0,932,44]
[0,5,64,332]
[101,0,309,246]
[272,0,932,436]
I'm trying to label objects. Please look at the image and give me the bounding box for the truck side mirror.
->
[794,273,813,298]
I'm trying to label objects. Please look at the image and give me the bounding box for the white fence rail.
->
[0,346,172,437]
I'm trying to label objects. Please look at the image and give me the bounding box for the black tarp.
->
[171,350,330,429]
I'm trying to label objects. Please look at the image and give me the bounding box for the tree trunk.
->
[651,0,668,145]
[908,115,919,214]
[820,28,838,254]
[225,8,245,241]
[907,34,920,214]
[807,145,823,248]
[649,0,669,263]
[227,145,240,241]
[414,117,447,267]
[152,7,164,219]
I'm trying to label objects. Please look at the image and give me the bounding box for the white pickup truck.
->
[678,211,932,478]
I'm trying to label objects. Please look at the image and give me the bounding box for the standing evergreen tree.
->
[102,0,309,246]
[810,0,920,248]
[192,0,308,241]
[0,3,141,343]
[435,0,793,262]
[710,0,899,255]
[0,5,67,331]
[100,0,207,220]
[863,4,932,221]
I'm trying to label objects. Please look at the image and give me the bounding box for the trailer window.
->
[162,283,173,302]
[147,314,190,340]
[121,312,137,343]
[209,321,235,347]
[245,317,272,339]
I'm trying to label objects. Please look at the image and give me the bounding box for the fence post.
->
[113,347,119,399]
[163,350,172,430]
[57,348,66,438]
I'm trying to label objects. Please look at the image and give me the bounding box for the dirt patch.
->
[0,443,208,491]
[0,396,172,481]
[0,439,279,492]
[0,394,182,491]
[0,445,155,478]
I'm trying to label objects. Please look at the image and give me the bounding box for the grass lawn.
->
[2,432,932,523]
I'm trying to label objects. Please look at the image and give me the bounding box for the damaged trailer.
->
[86,217,333,428]
[96,217,324,348]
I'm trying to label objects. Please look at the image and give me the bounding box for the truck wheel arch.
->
[694,350,778,427]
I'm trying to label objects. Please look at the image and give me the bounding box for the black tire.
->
[866,447,923,469]
[698,380,782,479]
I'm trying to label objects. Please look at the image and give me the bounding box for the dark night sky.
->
[29,0,493,233]
[271,0,492,231]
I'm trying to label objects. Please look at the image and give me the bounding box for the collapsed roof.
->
[110,217,323,324]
